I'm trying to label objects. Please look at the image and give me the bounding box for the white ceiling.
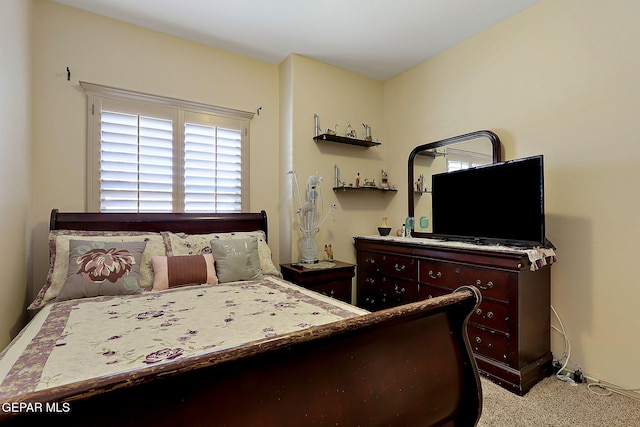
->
[52,0,539,81]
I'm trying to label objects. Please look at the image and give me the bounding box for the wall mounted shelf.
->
[314,133,381,148]
[333,186,397,193]
[418,148,446,158]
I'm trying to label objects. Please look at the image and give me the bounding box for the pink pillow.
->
[151,254,218,291]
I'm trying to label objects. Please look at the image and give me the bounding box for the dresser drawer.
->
[471,299,510,334]
[359,251,416,281]
[419,284,510,334]
[418,259,510,302]
[468,325,510,364]
[359,251,384,272]
[382,276,418,303]
[358,271,418,309]
[418,283,450,300]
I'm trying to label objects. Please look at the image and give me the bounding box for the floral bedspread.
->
[0,276,367,399]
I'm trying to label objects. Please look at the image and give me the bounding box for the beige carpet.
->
[479,376,640,426]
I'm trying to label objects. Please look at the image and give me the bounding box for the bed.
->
[0,209,483,426]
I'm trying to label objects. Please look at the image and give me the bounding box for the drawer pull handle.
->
[476,280,494,290]
[394,284,406,294]
[476,308,494,319]
[366,257,375,264]
[365,278,375,284]
[394,263,406,272]
[475,336,482,344]
[429,270,442,280]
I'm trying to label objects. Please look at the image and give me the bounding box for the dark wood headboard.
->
[50,209,269,241]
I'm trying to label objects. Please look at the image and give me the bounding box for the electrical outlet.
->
[553,361,563,374]
[572,366,585,383]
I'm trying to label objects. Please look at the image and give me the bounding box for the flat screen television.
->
[431,155,548,247]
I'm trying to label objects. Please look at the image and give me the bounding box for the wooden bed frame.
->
[4,209,483,426]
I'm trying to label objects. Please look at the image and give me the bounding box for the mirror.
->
[407,130,502,238]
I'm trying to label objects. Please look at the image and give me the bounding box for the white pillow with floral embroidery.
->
[29,230,166,310]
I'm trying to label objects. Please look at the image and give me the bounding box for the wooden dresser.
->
[354,236,553,395]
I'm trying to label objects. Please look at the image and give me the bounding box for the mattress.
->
[0,275,367,401]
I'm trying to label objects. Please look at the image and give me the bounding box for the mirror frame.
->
[407,130,502,238]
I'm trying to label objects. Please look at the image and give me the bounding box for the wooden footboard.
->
[3,287,481,426]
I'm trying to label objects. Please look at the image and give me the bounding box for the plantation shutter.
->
[100,110,175,212]
[184,112,244,212]
[82,82,252,213]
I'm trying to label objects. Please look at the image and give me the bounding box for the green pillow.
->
[209,237,263,283]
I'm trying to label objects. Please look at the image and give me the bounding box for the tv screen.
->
[431,155,546,247]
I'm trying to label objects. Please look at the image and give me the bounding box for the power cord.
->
[551,305,577,386]
[552,305,640,398]
[586,378,640,399]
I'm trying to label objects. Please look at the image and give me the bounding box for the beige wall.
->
[3,0,637,392]
[384,0,640,389]
[28,0,281,305]
[0,0,32,347]
[282,55,386,273]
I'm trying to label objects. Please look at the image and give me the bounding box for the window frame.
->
[81,82,253,213]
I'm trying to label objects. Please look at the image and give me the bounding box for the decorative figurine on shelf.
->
[324,244,333,261]
[355,172,360,188]
[362,123,372,141]
[381,169,389,189]
[345,123,357,138]
[416,176,422,192]
[314,113,321,137]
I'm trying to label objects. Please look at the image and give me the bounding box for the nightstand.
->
[280,260,355,304]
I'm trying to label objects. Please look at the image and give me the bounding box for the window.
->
[446,148,492,172]
[81,82,253,213]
